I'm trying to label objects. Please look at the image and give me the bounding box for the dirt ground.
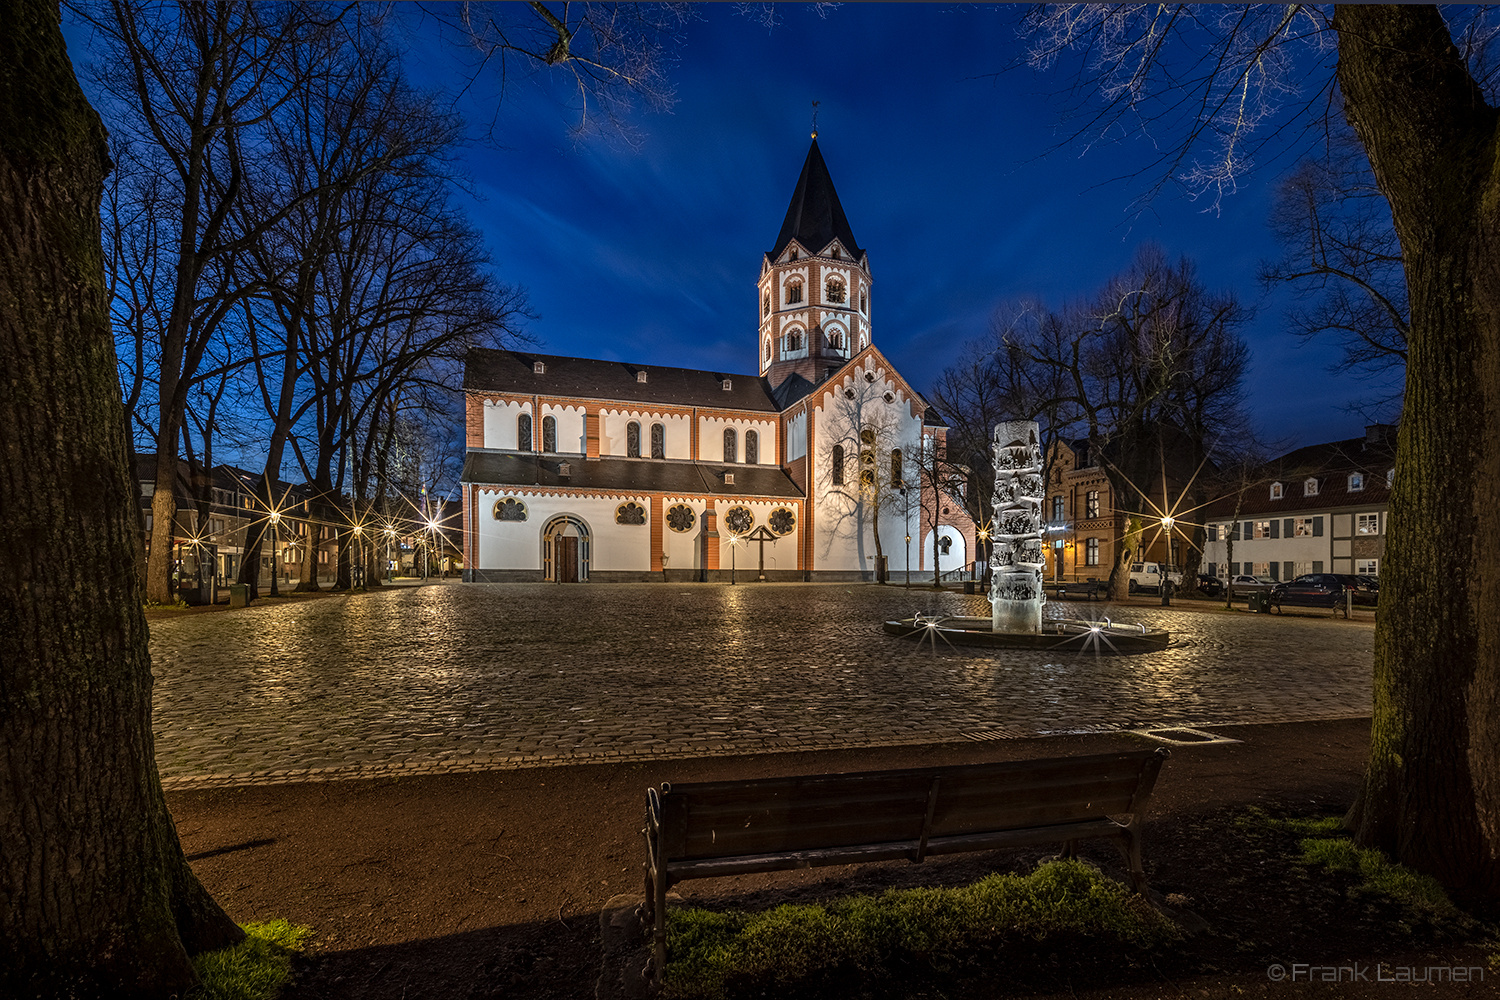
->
[167,718,1498,999]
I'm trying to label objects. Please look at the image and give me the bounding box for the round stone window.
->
[616,502,646,525]
[666,504,696,533]
[493,498,527,522]
[724,506,754,535]
[769,507,796,535]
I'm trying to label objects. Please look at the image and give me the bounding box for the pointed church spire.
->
[769,139,861,260]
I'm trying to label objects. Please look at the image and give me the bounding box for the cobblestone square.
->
[150,583,1373,788]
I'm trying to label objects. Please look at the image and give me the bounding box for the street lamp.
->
[728,534,738,585]
[384,524,396,582]
[352,524,364,589]
[268,510,282,598]
[976,526,990,585]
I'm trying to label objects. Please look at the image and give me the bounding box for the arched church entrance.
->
[542,514,591,582]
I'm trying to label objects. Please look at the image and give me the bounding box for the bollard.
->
[1345,590,1353,619]
[1160,579,1172,607]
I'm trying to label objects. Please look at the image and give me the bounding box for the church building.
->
[460,140,977,582]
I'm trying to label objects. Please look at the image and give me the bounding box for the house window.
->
[1253,520,1271,539]
[616,502,646,525]
[745,430,759,464]
[494,498,527,522]
[1356,558,1379,576]
[1085,491,1100,519]
[786,281,803,304]
[542,415,557,453]
[1270,482,1283,499]
[1253,562,1270,577]
[1357,513,1380,535]
[517,413,533,451]
[627,421,641,458]
[1294,518,1314,537]
[891,449,902,484]
[1349,472,1364,492]
[723,428,737,463]
[825,277,846,303]
[1051,496,1064,521]
[1305,477,1320,496]
[1085,538,1100,566]
[832,445,845,485]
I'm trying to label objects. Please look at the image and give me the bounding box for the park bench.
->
[641,747,1170,981]
[1051,578,1107,600]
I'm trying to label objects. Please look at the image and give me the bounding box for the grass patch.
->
[663,860,1180,999]
[190,920,312,1000]
[1297,837,1458,917]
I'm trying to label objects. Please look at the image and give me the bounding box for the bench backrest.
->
[654,749,1168,863]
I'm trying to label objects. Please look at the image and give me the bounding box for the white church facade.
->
[460,140,977,582]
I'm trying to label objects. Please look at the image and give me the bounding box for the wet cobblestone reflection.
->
[150,583,1372,787]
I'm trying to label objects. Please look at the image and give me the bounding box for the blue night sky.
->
[70,4,1385,452]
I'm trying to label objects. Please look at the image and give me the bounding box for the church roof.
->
[464,349,781,412]
[461,452,804,499]
[769,140,862,260]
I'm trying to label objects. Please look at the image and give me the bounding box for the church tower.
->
[758,140,872,389]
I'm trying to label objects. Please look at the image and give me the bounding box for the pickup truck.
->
[1127,562,1183,594]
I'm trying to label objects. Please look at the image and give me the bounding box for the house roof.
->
[769,140,862,261]
[1201,431,1397,519]
[464,349,783,412]
[461,452,805,499]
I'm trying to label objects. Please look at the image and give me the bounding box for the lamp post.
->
[385,525,395,582]
[352,524,364,589]
[728,534,738,585]
[976,526,990,585]
[268,510,282,598]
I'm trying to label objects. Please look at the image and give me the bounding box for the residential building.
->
[1200,425,1396,581]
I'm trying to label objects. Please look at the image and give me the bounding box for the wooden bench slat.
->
[665,841,923,880]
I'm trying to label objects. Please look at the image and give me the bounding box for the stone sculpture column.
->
[990,421,1046,633]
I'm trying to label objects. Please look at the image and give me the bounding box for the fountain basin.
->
[883,615,1170,654]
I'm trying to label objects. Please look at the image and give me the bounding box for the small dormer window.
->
[724,473,735,485]
[1305,477,1319,496]
[721,379,732,391]
[1349,472,1364,491]
[637,370,648,383]
[789,248,798,261]
[533,361,546,375]
[558,462,571,477]
[1270,482,1283,500]
[831,246,840,259]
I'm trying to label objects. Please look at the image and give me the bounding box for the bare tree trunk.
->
[1336,4,1500,901]
[0,5,241,994]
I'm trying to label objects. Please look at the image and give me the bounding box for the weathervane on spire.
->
[811,100,820,139]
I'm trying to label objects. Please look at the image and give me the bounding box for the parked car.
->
[1270,574,1347,610]
[1196,573,1224,597]
[1336,574,1379,606]
[1226,574,1276,595]
[1127,562,1183,594]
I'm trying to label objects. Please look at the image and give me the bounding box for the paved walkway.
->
[149,583,1374,789]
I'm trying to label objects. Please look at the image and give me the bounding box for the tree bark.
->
[1335,4,1500,901]
[0,3,243,995]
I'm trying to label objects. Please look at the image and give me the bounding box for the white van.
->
[1128,562,1182,594]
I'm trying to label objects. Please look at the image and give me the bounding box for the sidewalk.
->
[156,716,1487,1000]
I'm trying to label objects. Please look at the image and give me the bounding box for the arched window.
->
[825,277,846,303]
[745,430,759,465]
[517,413,533,452]
[786,331,802,352]
[832,445,845,485]
[860,290,867,314]
[764,337,772,363]
[763,292,770,317]
[770,507,796,535]
[891,448,902,484]
[651,422,665,459]
[494,498,527,522]
[786,280,803,304]
[627,421,641,458]
[723,427,738,463]
[541,414,556,452]
[828,330,843,350]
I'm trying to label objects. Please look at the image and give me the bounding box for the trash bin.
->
[963,581,976,594]
[229,583,248,608]
[1248,592,1269,613]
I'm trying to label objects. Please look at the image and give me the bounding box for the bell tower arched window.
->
[541,414,556,453]
[651,422,665,459]
[723,428,738,463]
[745,430,759,465]
[517,413,533,452]
[825,277,846,303]
[786,280,803,305]
[627,421,641,458]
